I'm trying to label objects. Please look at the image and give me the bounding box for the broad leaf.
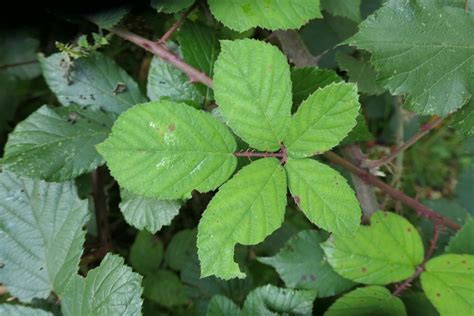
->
[0,31,40,80]
[197,158,287,279]
[207,295,242,316]
[336,52,384,95]
[165,229,196,271]
[120,190,182,234]
[151,0,194,13]
[451,100,474,136]
[0,172,89,302]
[213,39,292,151]
[129,230,164,276]
[284,82,360,158]
[2,105,114,181]
[446,218,474,255]
[321,0,362,22]
[60,254,143,316]
[421,254,474,316]
[40,52,147,114]
[325,286,407,316]
[322,211,424,284]
[87,6,130,29]
[285,158,361,235]
[97,100,237,199]
[143,270,187,307]
[291,67,341,106]
[259,230,355,297]
[242,285,316,316]
[0,305,53,316]
[207,0,321,32]
[348,0,474,115]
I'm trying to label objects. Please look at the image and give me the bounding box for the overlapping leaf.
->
[336,52,384,95]
[322,211,424,284]
[97,100,237,199]
[207,295,242,316]
[165,229,196,271]
[213,39,292,151]
[290,67,341,106]
[321,0,362,22]
[143,270,187,307]
[2,105,114,181]
[348,0,474,115]
[197,158,287,279]
[446,218,474,255]
[207,0,321,32]
[129,230,164,276]
[285,158,361,235]
[0,172,89,302]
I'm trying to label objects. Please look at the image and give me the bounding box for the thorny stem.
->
[363,117,443,170]
[0,59,37,70]
[158,3,197,43]
[393,224,442,296]
[234,145,288,164]
[113,27,460,231]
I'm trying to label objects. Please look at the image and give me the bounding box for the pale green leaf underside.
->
[40,52,147,114]
[0,172,89,302]
[208,0,322,32]
[348,0,474,115]
[2,105,114,181]
[258,230,355,297]
[0,305,53,316]
[197,158,287,279]
[322,211,424,285]
[420,254,474,316]
[285,158,361,235]
[60,254,143,316]
[213,39,292,151]
[207,295,242,316]
[120,189,182,234]
[242,285,316,316]
[151,0,194,13]
[325,286,407,316]
[97,100,237,200]
[284,82,360,158]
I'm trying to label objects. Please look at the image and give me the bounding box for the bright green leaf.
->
[130,230,164,276]
[421,254,474,316]
[207,295,242,316]
[120,189,182,234]
[151,0,194,13]
[0,172,89,302]
[258,230,355,297]
[0,305,53,316]
[165,229,196,271]
[143,270,187,307]
[97,100,237,199]
[446,218,474,255]
[40,52,147,114]
[291,67,341,107]
[60,254,143,316]
[242,285,316,316]
[348,0,474,115]
[336,52,384,95]
[2,105,114,181]
[213,39,292,151]
[207,0,322,32]
[285,158,361,235]
[0,31,40,80]
[321,0,362,22]
[284,82,360,158]
[197,158,287,279]
[321,211,424,284]
[325,286,407,316]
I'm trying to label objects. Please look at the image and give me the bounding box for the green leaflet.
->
[0,305,53,316]
[421,254,474,316]
[321,0,362,22]
[40,52,147,114]
[86,6,130,29]
[60,254,143,316]
[143,270,188,307]
[197,158,287,279]
[2,105,114,181]
[290,67,341,106]
[207,295,242,316]
[446,218,474,255]
[207,0,322,32]
[451,100,474,136]
[119,190,182,234]
[285,158,361,235]
[165,229,196,271]
[325,286,407,316]
[129,230,164,276]
[321,211,424,285]
[0,172,89,302]
[258,230,355,297]
[242,285,316,316]
[348,0,474,115]
[0,31,40,80]
[97,100,237,199]
[213,39,292,151]
[284,82,360,158]
[151,0,194,13]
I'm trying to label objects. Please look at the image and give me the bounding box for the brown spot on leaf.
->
[361,267,368,273]
[168,124,176,132]
[406,227,412,232]
[436,293,441,297]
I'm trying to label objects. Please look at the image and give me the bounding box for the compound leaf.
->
[325,286,407,316]
[97,100,237,200]
[60,254,143,316]
[321,211,424,284]
[213,39,292,151]
[40,52,147,114]
[197,158,287,279]
[284,82,360,158]
[285,158,361,235]
[0,172,89,302]
[2,105,114,181]
[348,0,474,115]
[207,0,321,32]
[259,230,354,297]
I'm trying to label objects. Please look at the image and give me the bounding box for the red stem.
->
[158,3,197,43]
